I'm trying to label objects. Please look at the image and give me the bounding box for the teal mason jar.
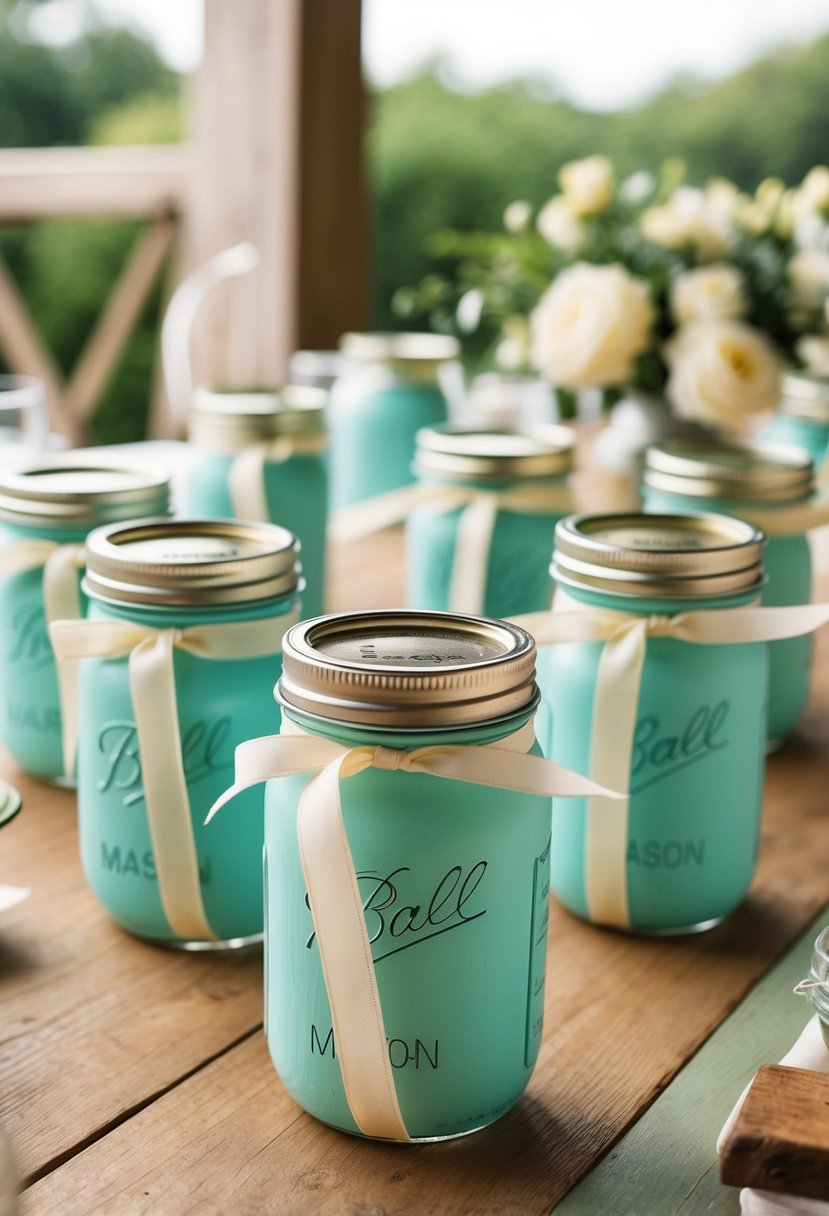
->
[329,333,458,508]
[0,459,170,782]
[407,423,574,618]
[642,439,814,747]
[761,370,829,469]
[263,611,552,1139]
[186,385,328,618]
[539,512,768,934]
[65,518,301,948]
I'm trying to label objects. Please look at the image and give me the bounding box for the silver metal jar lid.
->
[779,371,829,422]
[189,384,327,454]
[278,609,537,728]
[643,439,813,503]
[414,423,574,483]
[0,458,171,528]
[553,512,764,599]
[339,332,459,382]
[84,518,301,607]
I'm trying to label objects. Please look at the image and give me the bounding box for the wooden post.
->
[298,0,368,349]
[178,0,368,434]
[184,0,303,398]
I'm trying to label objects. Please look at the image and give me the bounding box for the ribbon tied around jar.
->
[227,432,328,523]
[207,715,622,1142]
[511,600,829,930]
[330,481,573,614]
[49,610,299,942]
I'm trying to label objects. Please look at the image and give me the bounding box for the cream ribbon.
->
[227,433,328,522]
[512,600,829,929]
[331,481,573,614]
[0,539,85,770]
[207,715,621,1142]
[49,611,298,942]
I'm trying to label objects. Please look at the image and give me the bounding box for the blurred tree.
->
[370,35,829,327]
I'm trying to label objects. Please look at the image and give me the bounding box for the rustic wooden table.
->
[2,526,828,1215]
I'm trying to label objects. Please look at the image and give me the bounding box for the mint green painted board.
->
[556,906,829,1215]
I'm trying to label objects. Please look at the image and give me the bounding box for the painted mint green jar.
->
[0,460,170,782]
[329,333,458,508]
[540,513,768,934]
[65,518,300,948]
[261,611,552,1140]
[186,385,328,618]
[642,439,814,746]
[407,423,574,618]
[761,371,829,468]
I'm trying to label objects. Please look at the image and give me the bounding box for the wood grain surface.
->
[5,524,829,1214]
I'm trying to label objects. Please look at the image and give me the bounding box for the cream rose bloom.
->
[536,196,587,253]
[530,262,654,388]
[503,200,532,233]
[788,249,829,308]
[558,155,614,217]
[670,265,746,326]
[666,320,781,427]
[796,334,829,375]
[641,187,730,260]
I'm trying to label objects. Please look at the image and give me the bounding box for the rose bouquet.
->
[395,156,829,429]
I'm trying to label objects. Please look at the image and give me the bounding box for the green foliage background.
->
[2,1,829,441]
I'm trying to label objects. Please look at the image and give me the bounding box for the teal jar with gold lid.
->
[642,438,814,746]
[761,370,829,468]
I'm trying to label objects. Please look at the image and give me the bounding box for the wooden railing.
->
[0,146,189,444]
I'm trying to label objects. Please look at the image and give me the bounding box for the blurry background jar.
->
[762,371,829,469]
[63,518,301,948]
[186,385,328,618]
[541,512,767,934]
[0,459,170,782]
[642,439,815,746]
[329,332,459,507]
[287,349,348,392]
[800,926,829,1050]
[463,371,558,428]
[408,423,574,618]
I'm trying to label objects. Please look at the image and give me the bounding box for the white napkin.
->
[718,1015,829,1214]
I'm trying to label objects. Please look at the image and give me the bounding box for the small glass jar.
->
[0,459,170,782]
[264,610,551,1139]
[329,333,459,507]
[288,349,347,392]
[186,385,328,618]
[803,927,829,1050]
[74,518,301,948]
[540,512,768,933]
[407,423,574,618]
[761,371,829,468]
[642,439,814,746]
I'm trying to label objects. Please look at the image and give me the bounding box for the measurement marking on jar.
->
[525,833,551,1068]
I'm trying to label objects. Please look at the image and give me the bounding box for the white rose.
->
[705,178,739,217]
[536,196,587,253]
[670,265,746,326]
[796,334,829,375]
[666,320,781,428]
[641,187,730,260]
[529,262,654,388]
[503,200,532,233]
[558,155,614,217]
[795,166,829,217]
[789,249,829,307]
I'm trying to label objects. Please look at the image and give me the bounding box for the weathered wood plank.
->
[556,909,829,1215]
[0,147,189,222]
[0,255,71,442]
[0,761,263,1186]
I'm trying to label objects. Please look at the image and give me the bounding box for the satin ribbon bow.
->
[208,715,621,1142]
[331,480,573,614]
[512,600,829,930]
[49,611,298,942]
[0,539,86,765]
[227,433,328,522]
